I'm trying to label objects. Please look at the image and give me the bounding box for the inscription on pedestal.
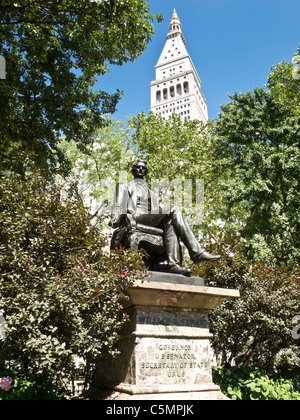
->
[123,306,210,338]
[136,338,212,386]
[141,344,208,377]
[137,314,209,329]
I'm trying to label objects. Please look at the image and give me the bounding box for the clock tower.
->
[150,10,208,123]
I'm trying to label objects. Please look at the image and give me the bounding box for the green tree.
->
[268,47,300,108]
[131,112,224,233]
[132,113,211,179]
[59,118,135,216]
[0,0,163,178]
[192,238,300,377]
[130,61,300,376]
[214,52,300,266]
[0,156,145,394]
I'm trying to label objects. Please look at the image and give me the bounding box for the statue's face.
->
[133,162,148,179]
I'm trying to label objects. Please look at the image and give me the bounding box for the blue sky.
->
[97,0,300,122]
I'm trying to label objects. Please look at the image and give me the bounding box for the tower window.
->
[183,81,189,93]
[156,91,161,103]
[163,88,168,100]
[170,86,175,98]
[176,84,182,96]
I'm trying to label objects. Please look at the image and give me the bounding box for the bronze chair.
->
[110,214,182,269]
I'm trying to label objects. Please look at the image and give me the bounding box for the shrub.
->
[0,368,65,400]
[213,366,300,400]
[191,235,300,375]
[0,158,145,395]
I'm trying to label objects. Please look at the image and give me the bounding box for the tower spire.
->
[150,9,208,124]
[167,9,186,46]
[169,9,182,33]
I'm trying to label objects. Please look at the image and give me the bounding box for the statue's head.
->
[132,160,149,179]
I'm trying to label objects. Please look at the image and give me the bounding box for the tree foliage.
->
[132,113,211,180]
[0,0,162,177]
[131,112,224,231]
[129,52,300,377]
[192,237,300,377]
[0,156,145,392]
[194,53,300,373]
[59,117,135,215]
[214,52,300,266]
[213,366,300,400]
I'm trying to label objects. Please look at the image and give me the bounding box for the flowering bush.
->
[0,159,145,396]
[0,369,64,400]
[0,377,12,392]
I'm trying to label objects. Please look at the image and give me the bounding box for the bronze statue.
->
[110,160,220,277]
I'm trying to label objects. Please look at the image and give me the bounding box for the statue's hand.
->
[109,216,121,229]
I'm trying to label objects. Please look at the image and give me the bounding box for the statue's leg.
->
[164,223,181,267]
[134,211,171,228]
[169,206,205,261]
[170,206,221,263]
[134,208,202,261]
[134,208,220,266]
[134,212,191,276]
[164,223,191,276]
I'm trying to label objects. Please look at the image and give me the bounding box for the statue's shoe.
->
[168,265,192,277]
[193,251,221,263]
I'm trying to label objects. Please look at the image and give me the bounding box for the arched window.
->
[183,82,189,94]
[163,88,168,100]
[176,84,182,96]
[170,86,175,98]
[156,91,161,103]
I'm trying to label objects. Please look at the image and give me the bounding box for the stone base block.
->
[92,273,239,401]
[87,388,229,401]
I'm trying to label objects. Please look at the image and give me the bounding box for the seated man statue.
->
[110,160,220,277]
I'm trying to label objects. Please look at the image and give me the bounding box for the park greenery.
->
[129,55,300,389]
[0,0,299,400]
[0,157,145,397]
[213,366,300,401]
[0,0,163,178]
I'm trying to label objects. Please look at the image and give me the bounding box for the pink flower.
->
[0,377,13,392]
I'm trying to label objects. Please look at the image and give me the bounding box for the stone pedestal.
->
[91,272,239,400]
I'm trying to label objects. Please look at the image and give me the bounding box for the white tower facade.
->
[150,10,208,123]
